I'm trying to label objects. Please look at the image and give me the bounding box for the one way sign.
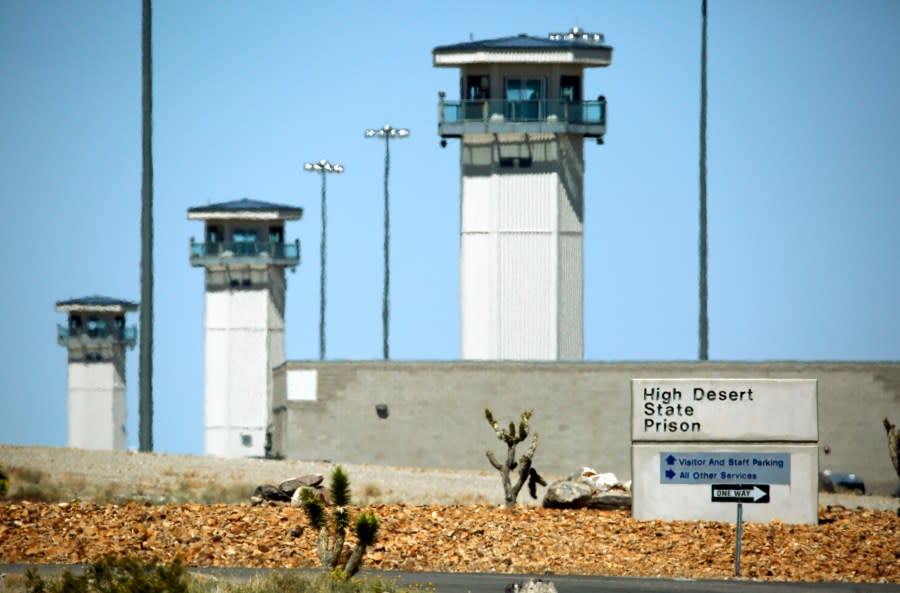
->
[711,484,770,503]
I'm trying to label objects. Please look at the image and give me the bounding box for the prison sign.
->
[633,379,817,441]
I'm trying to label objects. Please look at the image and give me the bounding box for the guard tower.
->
[56,296,138,450]
[189,198,302,457]
[434,27,612,360]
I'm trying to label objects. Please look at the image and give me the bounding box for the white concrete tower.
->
[189,198,302,457]
[56,296,138,450]
[434,27,612,360]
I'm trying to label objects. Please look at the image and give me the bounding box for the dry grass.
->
[0,462,257,505]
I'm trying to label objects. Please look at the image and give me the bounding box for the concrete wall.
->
[271,361,900,495]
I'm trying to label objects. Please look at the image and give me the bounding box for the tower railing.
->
[189,239,301,267]
[438,97,607,138]
[57,325,138,348]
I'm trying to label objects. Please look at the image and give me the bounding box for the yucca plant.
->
[299,466,380,578]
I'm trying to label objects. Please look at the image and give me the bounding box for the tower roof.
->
[56,295,138,314]
[188,198,303,221]
[433,28,612,67]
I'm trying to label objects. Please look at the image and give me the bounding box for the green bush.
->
[20,562,432,593]
[0,466,9,497]
[219,572,429,593]
[24,557,189,593]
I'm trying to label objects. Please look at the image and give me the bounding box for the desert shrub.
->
[7,483,64,503]
[24,557,189,593]
[7,466,46,485]
[0,466,8,497]
[217,572,430,593]
[197,482,257,504]
[20,563,432,593]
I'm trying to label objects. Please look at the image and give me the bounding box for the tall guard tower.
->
[56,296,138,450]
[189,198,302,457]
[434,27,612,360]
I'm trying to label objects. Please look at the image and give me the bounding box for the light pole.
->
[304,159,344,360]
[365,125,408,360]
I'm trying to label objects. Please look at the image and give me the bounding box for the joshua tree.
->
[299,466,380,579]
[885,417,900,480]
[484,408,546,507]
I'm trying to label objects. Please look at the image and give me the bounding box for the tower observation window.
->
[505,78,546,120]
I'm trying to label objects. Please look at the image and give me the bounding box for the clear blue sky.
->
[1,1,898,455]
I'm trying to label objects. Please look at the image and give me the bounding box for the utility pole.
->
[139,0,154,451]
[699,0,709,361]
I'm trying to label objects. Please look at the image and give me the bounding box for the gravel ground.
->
[1,445,898,584]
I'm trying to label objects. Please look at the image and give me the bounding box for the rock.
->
[253,484,291,502]
[543,467,633,509]
[585,472,619,492]
[252,474,326,505]
[586,493,632,510]
[543,480,593,508]
[505,578,558,593]
[278,474,324,496]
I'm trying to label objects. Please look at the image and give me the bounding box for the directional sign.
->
[659,451,790,484]
[712,484,770,503]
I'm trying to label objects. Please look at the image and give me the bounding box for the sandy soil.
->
[1,444,897,510]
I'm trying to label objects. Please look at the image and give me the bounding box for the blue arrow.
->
[666,454,676,465]
[665,469,675,479]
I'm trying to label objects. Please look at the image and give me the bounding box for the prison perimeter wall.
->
[271,361,900,495]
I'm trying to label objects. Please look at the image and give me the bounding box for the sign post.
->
[735,502,743,576]
[709,483,770,575]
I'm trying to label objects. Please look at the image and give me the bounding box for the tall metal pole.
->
[365,125,408,360]
[382,135,390,360]
[699,0,709,361]
[304,160,343,360]
[319,172,327,360]
[139,0,154,451]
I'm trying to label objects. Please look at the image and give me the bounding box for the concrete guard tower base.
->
[189,198,302,458]
[434,27,612,360]
[56,296,138,450]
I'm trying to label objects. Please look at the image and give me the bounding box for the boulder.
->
[278,474,324,496]
[543,467,632,510]
[567,467,619,492]
[252,484,291,503]
[505,578,558,593]
[251,474,326,506]
[543,480,593,509]
[586,493,632,510]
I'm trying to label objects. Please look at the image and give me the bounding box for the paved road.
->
[2,565,898,593]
